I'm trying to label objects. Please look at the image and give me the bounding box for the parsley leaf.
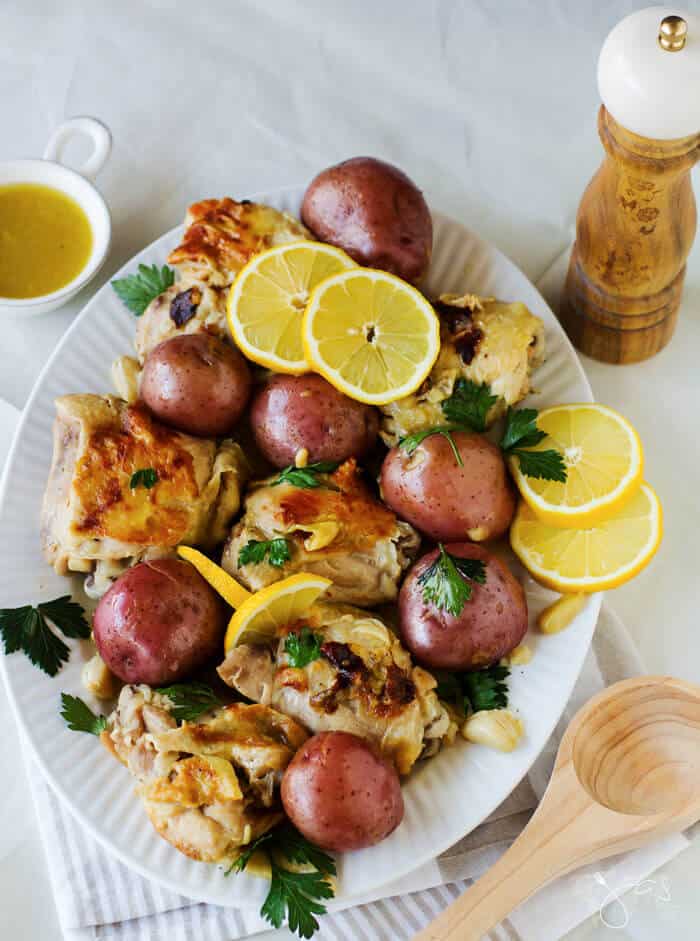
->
[0,606,28,654]
[499,408,546,451]
[156,682,222,722]
[511,448,567,482]
[272,824,336,876]
[38,596,91,639]
[226,823,335,939]
[399,425,464,466]
[463,664,510,712]
[441,378,499,432]
[500,407,567,483]
[130,468,158,489]
[111,263,175,316]
[436,664,510,715]
[238,538,291,569]
[284,627,322,668]
[271,462,340,490]
[227,830,275,875]
[0,596,89,676]
[263,867,334,938]
[22,608,70,676]
[435,672,462,704]
[60,693,107,735]
[417,544,487,616]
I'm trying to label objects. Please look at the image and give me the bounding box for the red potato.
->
[281,731,404,852]
[93,559,226,685]
[301,157,433,284]
[250,373,379,467]
[399,543,528,670]
[380,431,516,542]
[140,334,251,437]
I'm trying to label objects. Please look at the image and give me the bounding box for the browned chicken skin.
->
[134,199,310,362]
[222,460,420,608]
[41,394,247,594]
[218,602,456,775]
[167,197,311,288]
[103,684,307,863]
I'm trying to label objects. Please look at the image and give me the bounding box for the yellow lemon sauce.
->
[0,183,93,298]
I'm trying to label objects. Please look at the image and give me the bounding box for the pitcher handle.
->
[43,117,112,181]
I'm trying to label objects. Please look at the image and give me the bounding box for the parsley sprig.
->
[271,462,340,490]
[60,693,107,735]
[239,538,291,569]
[437,664,510,715]
[156,682,222,722]
[111,263,175,316]
[441,378,499,432]
[264,867,334,939]
[227,823,336,939]
[0,596,90,676]
[440,379,567,482]
[399,425,464,466]
[130,468,158,490]
[417,544,486,616]
[284,627,322,668]
[500,408,567,482]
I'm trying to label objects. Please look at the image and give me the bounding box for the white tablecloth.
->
[1,1,700,938]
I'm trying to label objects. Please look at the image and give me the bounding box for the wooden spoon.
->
[417,675,700,941]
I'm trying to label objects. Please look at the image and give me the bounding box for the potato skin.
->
[281,731,404,852]
[93,559,226,685]
[380,431,515,542]
[250,373,379,467]
[399,543,528,670]
[140,334,251,437]
[301,157,433,284]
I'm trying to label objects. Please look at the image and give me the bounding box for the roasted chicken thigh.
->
[103,684,307,863]
[41,395,247,591]
[218,602,457,775]
[222,460,420,607]
[168,197,311,288]
[134,282,229,364]
[380,293,545,445]
[133,199,311,361]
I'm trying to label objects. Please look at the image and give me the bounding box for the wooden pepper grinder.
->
[560,8,700,363]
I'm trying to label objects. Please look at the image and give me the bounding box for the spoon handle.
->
[415,766,621,941]
[414,815,570,940]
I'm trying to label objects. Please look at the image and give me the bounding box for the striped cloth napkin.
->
[24,606,688,941]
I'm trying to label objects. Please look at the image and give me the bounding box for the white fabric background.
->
[5,0,696,411]
[2,1,700,939]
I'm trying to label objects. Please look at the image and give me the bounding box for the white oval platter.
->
[0,185,600,908]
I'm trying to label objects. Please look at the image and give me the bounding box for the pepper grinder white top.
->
[598,6,700,140]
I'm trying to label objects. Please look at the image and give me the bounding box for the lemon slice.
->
[177,546,251,609]
[227,241,356,373]
[224,572,331,653]
[510,483,662,592]
[302,268,440,405]
[509,403,644,527]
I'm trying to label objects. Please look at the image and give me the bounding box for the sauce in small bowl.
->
[0,183,94,299]
[0,117,112,317]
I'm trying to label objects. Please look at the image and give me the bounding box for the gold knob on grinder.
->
[658,14,687,52]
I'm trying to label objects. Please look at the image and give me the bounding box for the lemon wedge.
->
[227,241,356,373]
[510,483,662,592]
[223,572,331,653]
[177,546,251,609]
[509,403,644,528]
[302,268,440,405]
